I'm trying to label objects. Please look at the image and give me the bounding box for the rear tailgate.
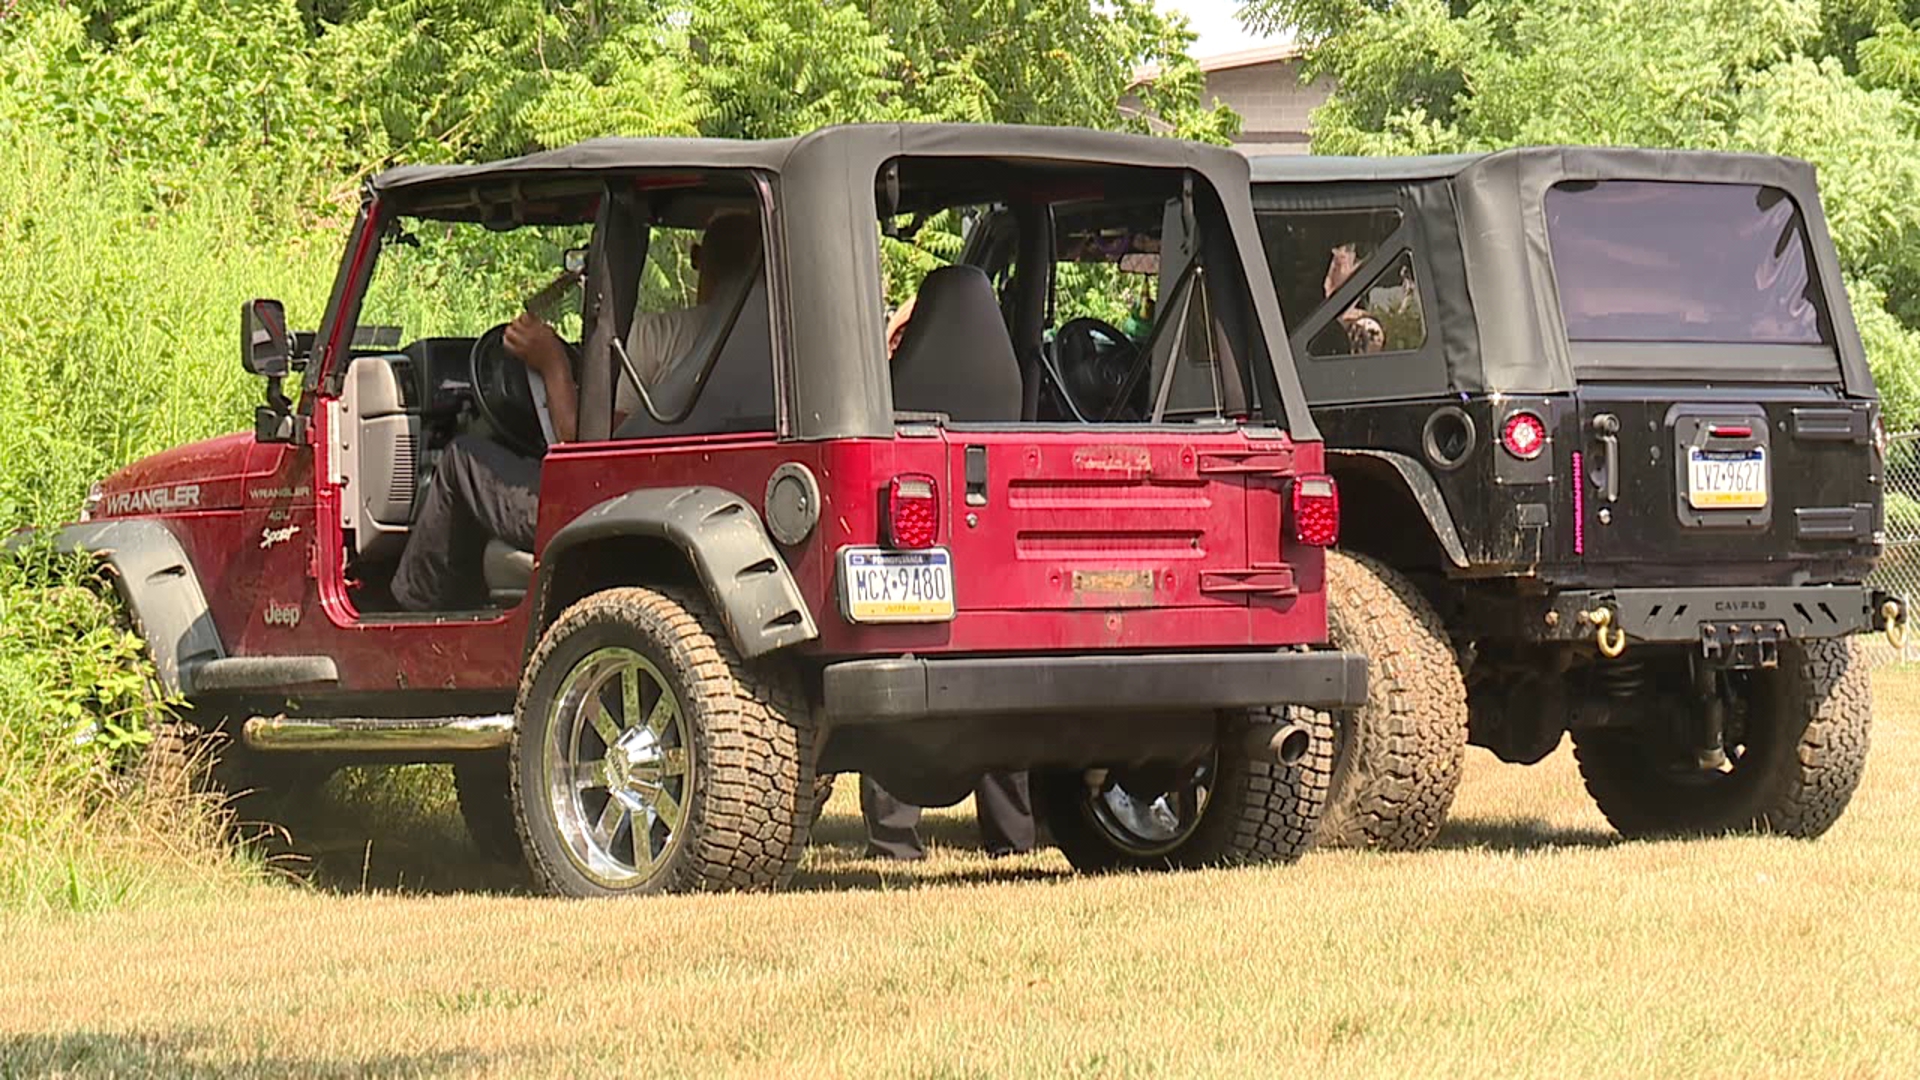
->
[943,429,1297,612]
[1577,387,1880,568]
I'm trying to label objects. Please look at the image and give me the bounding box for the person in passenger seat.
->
[389,213,762,612]
[1323,242,1386,355]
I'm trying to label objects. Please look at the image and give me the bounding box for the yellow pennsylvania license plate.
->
[1687,447,1768,510]
[839,547,955,623]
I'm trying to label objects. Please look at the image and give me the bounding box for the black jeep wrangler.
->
[1249,146,1904,844]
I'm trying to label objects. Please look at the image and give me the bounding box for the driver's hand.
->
[504,311,568,375]
[885,296,917,358]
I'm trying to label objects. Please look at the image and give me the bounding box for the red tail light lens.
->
[1501,411,1548,460]
[1291,474,1340,547]
[886,474,940,549]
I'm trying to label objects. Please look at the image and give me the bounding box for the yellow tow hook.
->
[1884,599,1909,651]
[1587,606,1628,658]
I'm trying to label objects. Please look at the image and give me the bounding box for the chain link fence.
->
[1869,431,1920,664]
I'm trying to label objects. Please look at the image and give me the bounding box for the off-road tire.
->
[1036,705,1333,872]
[511,586,815,897]
[454,754,522,863]
[1318,550,1469,851]
[1573,637,1871,839]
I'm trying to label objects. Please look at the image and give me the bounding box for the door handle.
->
[1591,413,1619,504]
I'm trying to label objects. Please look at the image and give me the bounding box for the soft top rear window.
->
[1544,180,1830,346]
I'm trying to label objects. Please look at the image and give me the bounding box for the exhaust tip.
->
[1243,719,1314,766]
[1274,724,1312,766]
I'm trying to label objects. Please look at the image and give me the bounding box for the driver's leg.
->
[392,436,539,611]
[973,771,1035,858]
[858,776,926,861]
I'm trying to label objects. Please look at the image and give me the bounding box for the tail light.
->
[885,474,940,549]
[1291,474,1340,547]
[1500,410,1548,460]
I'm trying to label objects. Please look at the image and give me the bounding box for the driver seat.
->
[483,539,535,607]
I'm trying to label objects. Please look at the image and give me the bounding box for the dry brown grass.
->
[5,666,1920,1078]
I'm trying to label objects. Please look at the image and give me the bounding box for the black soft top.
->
[366,124,1315,440]
[1249,146,1872,398]
[377,123,1258,192]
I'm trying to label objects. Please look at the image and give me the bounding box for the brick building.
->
[1128,43,1335,156]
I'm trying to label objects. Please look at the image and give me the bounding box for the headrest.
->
[890,265,1023,423]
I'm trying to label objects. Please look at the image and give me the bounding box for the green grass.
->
[2,665,1918,1078]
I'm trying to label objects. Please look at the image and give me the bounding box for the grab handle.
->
[1591,413,1620,504]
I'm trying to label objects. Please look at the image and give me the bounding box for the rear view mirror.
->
[242,298,292,378]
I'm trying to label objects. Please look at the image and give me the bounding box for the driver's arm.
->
[504,312,579,444]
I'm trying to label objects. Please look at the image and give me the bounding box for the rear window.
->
[1545,180,1829,346]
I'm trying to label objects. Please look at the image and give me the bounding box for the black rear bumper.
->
[1538,584,1884,644]
[823,650,1368,724]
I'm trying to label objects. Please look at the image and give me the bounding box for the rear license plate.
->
[839,547,955,623]
[1687,447,1768,510]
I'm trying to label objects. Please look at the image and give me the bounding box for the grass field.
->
[3,666,1919,1079]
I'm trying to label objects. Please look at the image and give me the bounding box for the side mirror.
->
[564,247,589,275]
[242,298,292,378]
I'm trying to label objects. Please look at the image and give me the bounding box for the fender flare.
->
[1326,448,1471,570]
[4,520,225,697]
[528,486,818,660]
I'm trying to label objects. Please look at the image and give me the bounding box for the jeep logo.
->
[1715,600,1768,613]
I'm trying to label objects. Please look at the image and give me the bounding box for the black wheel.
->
[510,586,815,897]
[1573,638,1871,839]
[454,754,522,863]
[1318,551,1469,851]
[1036,706,1333,873]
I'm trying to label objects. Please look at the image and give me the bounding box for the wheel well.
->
[1329,460,1449,573]
[538,535,697,631]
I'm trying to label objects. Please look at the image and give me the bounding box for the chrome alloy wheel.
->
[543,647,694,889]
[1084,763,1213,858]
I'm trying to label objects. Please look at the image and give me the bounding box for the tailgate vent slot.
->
[1795,504,1873,541]
[1790,407,1868,443]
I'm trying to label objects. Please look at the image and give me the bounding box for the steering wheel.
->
[1049,317,1143,423]
[469,324,546,457]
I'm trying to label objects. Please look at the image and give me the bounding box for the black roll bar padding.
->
[1010,202,1053,421]
[577,183,648,442]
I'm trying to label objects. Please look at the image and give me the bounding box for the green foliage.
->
[0,545,166,779]
[1886,489,1920,540]
[1242,0,1920,427]
[0,120,337,529]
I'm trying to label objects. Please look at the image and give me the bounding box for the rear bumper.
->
[1539,584,1880,644]
[822,650,1368,724]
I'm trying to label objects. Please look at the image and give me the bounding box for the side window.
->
[611,198,775,439]
[1307,251,1427,358]
[1259,207,1426,359]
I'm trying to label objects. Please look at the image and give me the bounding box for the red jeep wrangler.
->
[36,125,1364,897]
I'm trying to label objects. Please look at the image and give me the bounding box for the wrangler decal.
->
[103,484,201,516]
